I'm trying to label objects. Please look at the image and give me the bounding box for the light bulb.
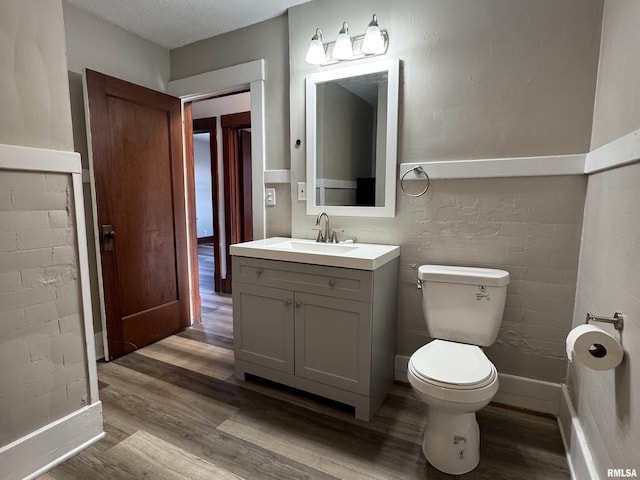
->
[305,28,326,65]
[362,14,385,54]
[332,22,353,60]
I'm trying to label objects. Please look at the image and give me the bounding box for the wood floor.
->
[39,246,570,479]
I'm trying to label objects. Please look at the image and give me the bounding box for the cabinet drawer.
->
[232,257,373,302]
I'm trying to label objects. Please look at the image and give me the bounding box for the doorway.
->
[190,92,252,299]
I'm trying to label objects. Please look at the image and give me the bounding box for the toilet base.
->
[422,410,480,475]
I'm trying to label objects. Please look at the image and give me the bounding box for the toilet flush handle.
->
[416,279,423,289]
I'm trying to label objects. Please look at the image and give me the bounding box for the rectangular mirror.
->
[306,58,399,217]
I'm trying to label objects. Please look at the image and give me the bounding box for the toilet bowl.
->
[410,265,509,475]
[408,339,499,475]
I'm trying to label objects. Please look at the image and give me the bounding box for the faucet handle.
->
[312,226,325,242]
[330,229,344,243]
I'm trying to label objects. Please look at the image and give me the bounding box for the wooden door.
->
[85,69,189,360]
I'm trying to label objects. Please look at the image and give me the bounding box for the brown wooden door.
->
[85,69,189,360]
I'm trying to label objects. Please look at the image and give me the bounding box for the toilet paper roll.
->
[566,324,624,371]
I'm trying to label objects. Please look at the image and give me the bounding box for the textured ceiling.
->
[65,0,314,49]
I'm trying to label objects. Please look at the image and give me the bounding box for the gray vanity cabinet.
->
[232,256,398,421]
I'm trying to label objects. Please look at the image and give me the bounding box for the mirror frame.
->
[305,58,399,217]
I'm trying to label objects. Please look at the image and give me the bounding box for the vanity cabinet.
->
[232,256,398,421]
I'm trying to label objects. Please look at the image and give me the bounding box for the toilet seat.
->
[409,340,496,390]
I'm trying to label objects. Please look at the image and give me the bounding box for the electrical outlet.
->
[265,187,276,206]
[297,182,306,201]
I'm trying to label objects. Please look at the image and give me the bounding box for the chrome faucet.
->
[314,212,330,243]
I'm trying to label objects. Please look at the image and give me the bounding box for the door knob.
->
[101,225,116,251]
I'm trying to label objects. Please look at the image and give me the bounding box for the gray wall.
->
[288,0,602,383]
[566,0,640,476]
[0,0,73,151]
[0,0,89,446]
[194,135,214,238]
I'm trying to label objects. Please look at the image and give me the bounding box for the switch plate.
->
[297,182,306,201]
[265,187,276,206]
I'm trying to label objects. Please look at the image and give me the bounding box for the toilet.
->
[408,265,510,475]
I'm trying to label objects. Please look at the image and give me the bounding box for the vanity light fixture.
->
[305,14,389,66]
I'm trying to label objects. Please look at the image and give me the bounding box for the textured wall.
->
[0,171,89,446]
[569,165,640,476]
[62,2,171,92]
[0,0,73,151]
[567,0,640,475]
[288,0,602,382]
[590,0,640,150]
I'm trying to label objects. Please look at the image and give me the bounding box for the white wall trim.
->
[398,127,640,181]
[394,355,561,415]
[400,154,586,181]
[558,385,599,480]
[584,127,640,174]
[493,372,562,415]
[0,403,104,480]
[167,59,265,100]
[0,144,81,173]
[264,169,291,184]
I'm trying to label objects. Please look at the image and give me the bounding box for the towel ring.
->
[400,166,430,197]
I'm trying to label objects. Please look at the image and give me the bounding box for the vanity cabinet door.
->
[294,292,371,394]
[233,283,294,374]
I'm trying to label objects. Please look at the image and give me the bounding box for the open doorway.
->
[190,91,252,328]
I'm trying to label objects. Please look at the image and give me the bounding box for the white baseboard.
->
[94,331,105,360]
[493,372,562,415]
[395,355,561,415]
[558,385,599,480]
[0,402,104,480]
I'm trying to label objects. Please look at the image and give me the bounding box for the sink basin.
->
[271,239,359,254]
[230,237,400,270]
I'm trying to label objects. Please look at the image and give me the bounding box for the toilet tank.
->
[418,265,510,346]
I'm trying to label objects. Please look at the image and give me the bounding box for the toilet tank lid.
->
[418,265,510,286]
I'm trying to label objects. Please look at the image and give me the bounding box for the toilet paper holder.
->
[585,312,624,331]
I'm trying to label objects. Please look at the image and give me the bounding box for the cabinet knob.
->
[296,302,302,308]
[285,299,292,306]
[255,270,262,277]
[328,279,336,287]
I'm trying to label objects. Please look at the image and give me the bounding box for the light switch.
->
[265,187,276,206]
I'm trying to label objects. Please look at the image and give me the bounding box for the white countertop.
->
[230,237,400,270]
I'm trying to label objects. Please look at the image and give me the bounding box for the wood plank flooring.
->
[39,246,570,479]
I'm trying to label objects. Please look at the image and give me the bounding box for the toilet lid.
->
[409,340,495,388]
